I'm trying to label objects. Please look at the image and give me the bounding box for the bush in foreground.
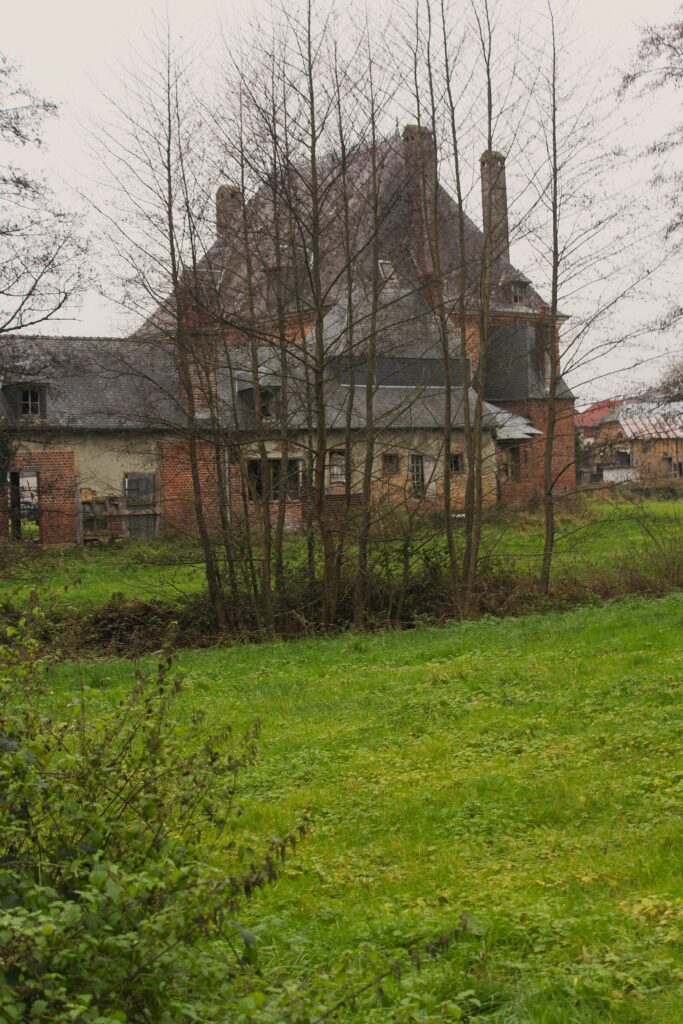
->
[0,615,310,1023]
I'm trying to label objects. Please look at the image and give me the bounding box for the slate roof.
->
[229,286,536,438]
[0,335,184,430]
[137,131,549,337]
[483,321,573,402]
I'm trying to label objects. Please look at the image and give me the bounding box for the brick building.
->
[1,126,575,543]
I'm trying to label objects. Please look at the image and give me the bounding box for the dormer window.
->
[22,388,41,415]
[511,282,526,306]
[260,389,275,419]
[14,385,46,419]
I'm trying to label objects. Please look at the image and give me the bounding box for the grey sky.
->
[4,0,681,400]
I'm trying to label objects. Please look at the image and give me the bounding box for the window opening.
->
[382,452,400,476]
[329,449,346,485]
[450,452,464,474]
[247,458,301,500]
[378,259,396,283]
[124,473,155,506]
[511,282,526,305]
[500,444,521,483]
[409,453,425,498]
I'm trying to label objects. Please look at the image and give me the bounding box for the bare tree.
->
[0,53,86,335]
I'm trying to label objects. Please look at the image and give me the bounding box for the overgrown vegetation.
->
[1,497,682,654]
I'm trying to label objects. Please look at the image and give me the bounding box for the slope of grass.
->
[52,592,683,1021]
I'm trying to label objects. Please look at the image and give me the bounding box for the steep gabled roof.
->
[136,130,549,341]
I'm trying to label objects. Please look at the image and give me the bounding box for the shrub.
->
[0,614,307,1023]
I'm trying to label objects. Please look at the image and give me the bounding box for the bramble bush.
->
[0,612,310,1023]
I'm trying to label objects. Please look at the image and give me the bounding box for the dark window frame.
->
[19,385,46,419]
[247,458,301,501]
[382,452,400,476]
[500,443,522,483]
[450,451,465,474]
[124,472,156,507]
[511,282,526,305]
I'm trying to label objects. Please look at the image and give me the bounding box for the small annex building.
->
[577,397,683,486]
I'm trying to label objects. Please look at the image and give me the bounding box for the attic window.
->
[511,282,526,305]
[20,386,46,418]
[378,259,396,283]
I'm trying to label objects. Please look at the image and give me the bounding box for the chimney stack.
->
[403,124,437,284]
[216,183,242,244]
[480,150,509,264]
[402,123,437,177]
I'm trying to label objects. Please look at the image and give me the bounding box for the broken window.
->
[7,470,39,542]
[382,452,400,475]
[329,449,346,485]
[511,282,526,305]
[500,443,521,483]
[247,458,300,500]
[409,454,437,498]
[270,459,300,499]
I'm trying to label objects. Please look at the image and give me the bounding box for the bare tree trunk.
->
[539,4,561,596]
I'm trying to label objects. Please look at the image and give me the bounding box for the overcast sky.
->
[4,0,682,400]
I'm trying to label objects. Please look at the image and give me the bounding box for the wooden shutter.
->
[125,473,155,506]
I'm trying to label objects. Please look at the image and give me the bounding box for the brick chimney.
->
[403,124,437,283]
[216,183,242,243]
[480,150,510,264]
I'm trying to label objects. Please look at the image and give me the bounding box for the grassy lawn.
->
[2,495,681,615]
[0,539,208,611]
[52,592,683,1021]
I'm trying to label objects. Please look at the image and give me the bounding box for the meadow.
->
[49,591,683,1022]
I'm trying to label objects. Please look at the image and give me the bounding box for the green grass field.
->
[51,592,683,1021]
[2,496,681,615]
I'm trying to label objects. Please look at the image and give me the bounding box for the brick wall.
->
[497,398,576,508]
[158,439,223,537]
[4,449,80,544]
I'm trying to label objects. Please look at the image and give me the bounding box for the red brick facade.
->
[4,449,80,544]
[497,398,576,507]
[158,439,224,537]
